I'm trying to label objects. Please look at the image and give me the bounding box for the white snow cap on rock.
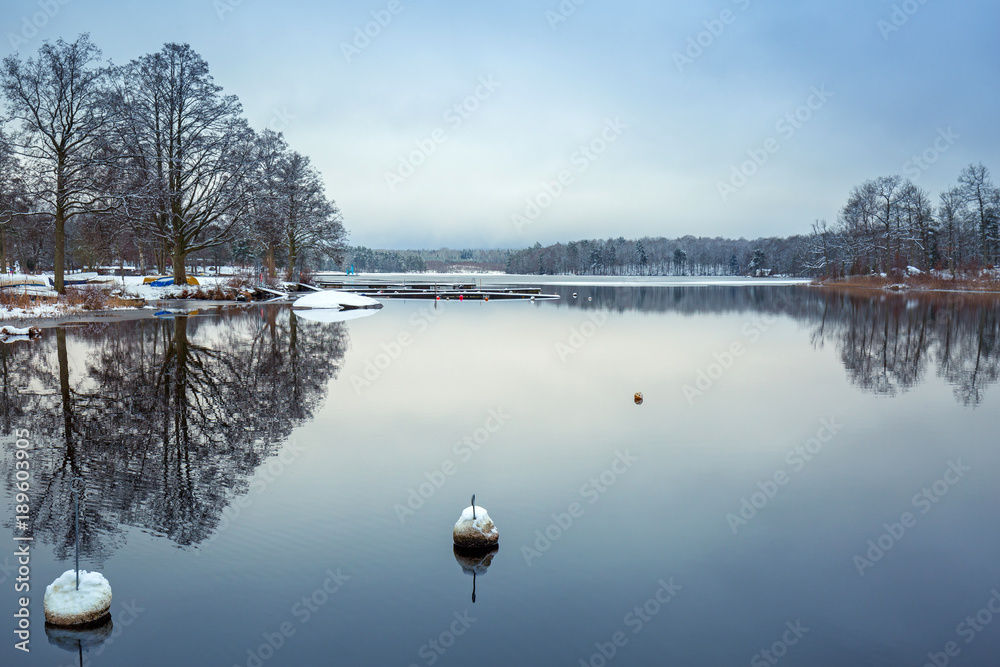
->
[453,506,499,548]
[44,570,112,626]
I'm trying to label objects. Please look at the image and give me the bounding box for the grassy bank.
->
[816,271,1000,293]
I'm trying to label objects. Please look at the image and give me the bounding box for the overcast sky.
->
[2,0,997,249]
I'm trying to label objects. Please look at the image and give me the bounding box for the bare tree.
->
[938,188,967,274]
[807,219,839,276]
[900,181,937,270]
[245,129,287,280]
[0,126,30,272]
[839,180,880,273]
[1,34,116,292]
[120,43,257,284]
[276,151,346,280]
[956,163,999,266]
[870,175,905,271]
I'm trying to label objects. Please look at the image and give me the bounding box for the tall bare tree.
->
[937,188,966,273]
[900,182,937,270]
[275,151,346,281]
[956,163,999,266]
[0,126,30,273]
[1,34,115,292]
[119,43,257,284]
[246,129,287,280]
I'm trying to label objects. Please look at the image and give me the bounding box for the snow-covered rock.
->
[453,506,499,548]
[292,289,381,311]
[44,570,112,626]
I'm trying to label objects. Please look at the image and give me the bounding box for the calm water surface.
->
[2,280,1000,666]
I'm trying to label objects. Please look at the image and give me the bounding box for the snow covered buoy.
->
[453,495,499,549]
[44,570,112,626]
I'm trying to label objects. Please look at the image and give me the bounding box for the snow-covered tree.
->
[1,34,116,292]
[118,43,257,284]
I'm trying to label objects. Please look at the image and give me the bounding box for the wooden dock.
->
[311,278,558,301]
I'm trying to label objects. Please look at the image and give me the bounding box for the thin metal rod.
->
[74,487,79,590]
[72,477,83,591]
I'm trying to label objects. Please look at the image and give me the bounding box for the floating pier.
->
[312,278,558,301]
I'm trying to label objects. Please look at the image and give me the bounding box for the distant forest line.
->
[350,162,999,278]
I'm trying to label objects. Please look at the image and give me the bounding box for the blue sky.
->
[2,0,997,248]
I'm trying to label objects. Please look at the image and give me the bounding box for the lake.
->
[3,278,1000,666]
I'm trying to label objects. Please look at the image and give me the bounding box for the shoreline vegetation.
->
[5,270,1000,327]
[816,270,1000,294]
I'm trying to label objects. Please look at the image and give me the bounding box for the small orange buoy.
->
[634,392,643,405]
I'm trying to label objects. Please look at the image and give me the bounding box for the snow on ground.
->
[44,570,112,625]
[0,274,240,321]
[1,302,67,320]
[115,274,233,301]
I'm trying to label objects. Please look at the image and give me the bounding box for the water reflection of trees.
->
[0,307,347,562]
[553,284,1000,407]
[806,292,1000,406]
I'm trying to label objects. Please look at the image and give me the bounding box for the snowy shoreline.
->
[816,271,1000,295]
[1,273,816,324]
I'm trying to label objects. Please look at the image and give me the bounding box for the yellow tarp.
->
[142,276,200,285]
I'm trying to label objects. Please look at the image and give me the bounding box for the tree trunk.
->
[53,208,65,292]
[173,245,187,285]
[266,244,276,280]
[0,225,6,274]
[285,238,297,282]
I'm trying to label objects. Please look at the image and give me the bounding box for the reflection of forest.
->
[552,285,1000,407]
[0,307,347,563]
